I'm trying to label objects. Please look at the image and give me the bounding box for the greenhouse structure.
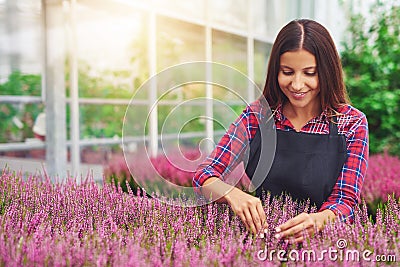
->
[0,0,369,179]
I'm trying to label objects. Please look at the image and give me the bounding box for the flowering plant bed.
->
[0,171,399,266]
[105,151,400,221]
[363,153,400,202]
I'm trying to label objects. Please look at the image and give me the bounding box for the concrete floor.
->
[0,156,104,183]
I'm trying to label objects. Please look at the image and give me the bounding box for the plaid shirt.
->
[193,99,369,222]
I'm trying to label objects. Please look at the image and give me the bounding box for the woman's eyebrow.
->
[280,65,316,69]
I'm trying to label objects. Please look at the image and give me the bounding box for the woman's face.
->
[278,49,320,111]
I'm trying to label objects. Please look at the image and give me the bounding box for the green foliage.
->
[0,71,43,142]
[0,66,140,143]
[68,62,136,139]
[341,2,400,155]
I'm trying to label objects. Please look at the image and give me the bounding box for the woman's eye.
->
[305,72,317,76]
[282,71,293,75]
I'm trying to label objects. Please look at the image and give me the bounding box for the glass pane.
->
[284,0,300,22]
[212,30,247,102]
[253,0,268,38]
[254,40,272,94]
[156,16,205,101]
[299,0,315,18]
[254,0,317,42]
[156,16,205,71]
[254,0,290,41]
[80,104,128,139]
[209,0,247,31]
[75,0,148,101]
[0,0,43,147]
[0,102,44,143]
[75,1,149,153]
[154,17,207,151]
[153,0,205,22]
[0,0,42,80]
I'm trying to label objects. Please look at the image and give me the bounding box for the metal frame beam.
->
[42,0,67,180]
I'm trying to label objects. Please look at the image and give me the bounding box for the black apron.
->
[244,117,348,209]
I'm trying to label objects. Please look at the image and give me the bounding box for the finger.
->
[249,204,263,233]
[292,227,311,240]
[275,223,302,239]
[256,201,267,230]
[277,221,313,239]
[293,224,316,240]
[289,226,315,244]
[243,209,257,234]
[277,213,308,232]
[291,235,305,244]
[237,212,250,231]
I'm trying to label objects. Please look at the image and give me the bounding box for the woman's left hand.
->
[274,210,335,243]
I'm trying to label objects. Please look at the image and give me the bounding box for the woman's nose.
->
[291,75,305,91]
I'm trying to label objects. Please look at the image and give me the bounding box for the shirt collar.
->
[315,108,329,122]
[274,104,329,123]
[274,104,285,122]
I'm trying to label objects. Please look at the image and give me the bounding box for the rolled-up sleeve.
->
[319,112,369,223]
[192,102,261,192]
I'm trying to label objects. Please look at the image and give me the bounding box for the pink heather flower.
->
[362,153,400,203]
[0,165,399,266]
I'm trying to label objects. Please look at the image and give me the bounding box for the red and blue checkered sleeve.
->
[319,110,369,223]
[192,103,261,189]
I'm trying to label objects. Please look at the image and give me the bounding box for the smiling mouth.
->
[290,91,309,97]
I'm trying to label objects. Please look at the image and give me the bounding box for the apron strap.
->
[329,116,347,153]
[329,116,338,136]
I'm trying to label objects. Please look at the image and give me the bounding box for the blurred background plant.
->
[361,153,400,220]
[339,1,400,218]
[104,148,251,197]
[341,2,400,155]
[0,71,42,143]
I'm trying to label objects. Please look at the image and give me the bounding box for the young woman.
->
[193,19,369,243]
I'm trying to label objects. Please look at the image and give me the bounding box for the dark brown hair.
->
[263,19,350,115]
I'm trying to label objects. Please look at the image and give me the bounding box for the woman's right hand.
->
[202,177,267,235]
[225,187,267,235]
